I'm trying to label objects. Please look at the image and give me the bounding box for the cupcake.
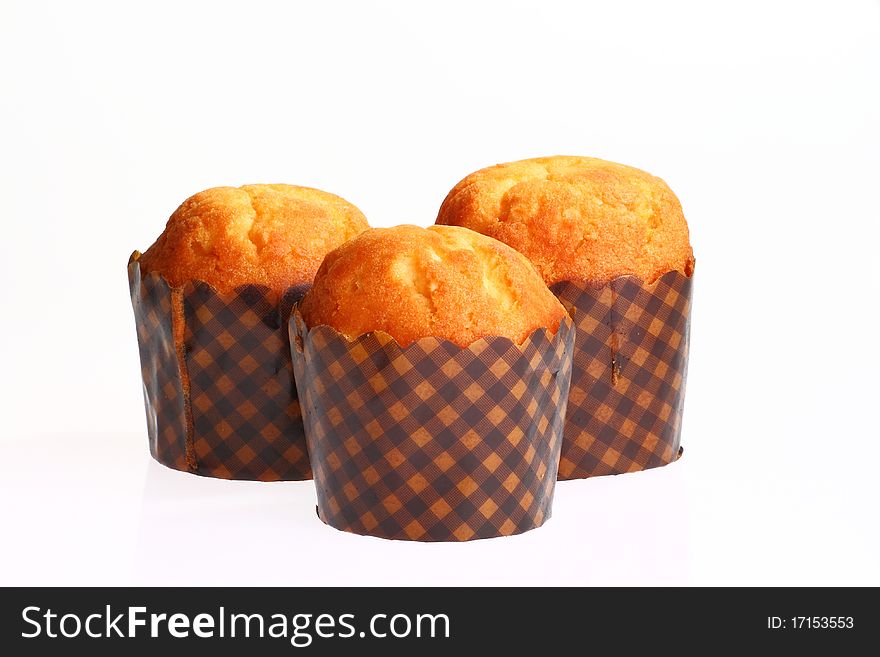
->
[437,156,694,479]
[129,184,369,480]
[291,225,575,541]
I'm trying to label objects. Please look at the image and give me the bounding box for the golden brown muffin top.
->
[436,156,694,284]
[140,184,369,298]
[299,225,568,347]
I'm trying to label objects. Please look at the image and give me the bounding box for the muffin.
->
[129,184,368,481]
[436,155,694,284]
[435,156,694,480]
[291,224,575,541]
[140,184,369,300]
[299,224,566,347]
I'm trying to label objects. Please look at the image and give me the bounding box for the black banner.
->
[1,587,873,654]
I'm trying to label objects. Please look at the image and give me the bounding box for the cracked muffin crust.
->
[298,224,568,347]
[140,184,369,299]
[436,156,693,284]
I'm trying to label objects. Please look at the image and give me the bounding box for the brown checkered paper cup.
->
[128,252,311,481]
[290,313,575,541]
[550,269,693,480]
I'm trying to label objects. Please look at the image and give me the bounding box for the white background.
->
[1,0,878,586]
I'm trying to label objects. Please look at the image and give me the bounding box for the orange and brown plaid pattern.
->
[290,314,575,541]
[550,270,692,480]
[129,257,189,471]
[128,253,311,481]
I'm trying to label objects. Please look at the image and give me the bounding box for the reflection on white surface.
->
[132,453,694,586]
[135,460,321,586]
[1,431,877,585]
